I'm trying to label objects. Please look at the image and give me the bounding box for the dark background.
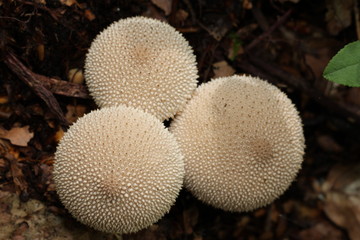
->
[1,0,360,239]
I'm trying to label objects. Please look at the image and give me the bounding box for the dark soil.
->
[1,0,360,240]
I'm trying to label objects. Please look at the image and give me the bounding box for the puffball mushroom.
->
[170,75,305,212]
[85,16,198,121]
[54,106,184,234]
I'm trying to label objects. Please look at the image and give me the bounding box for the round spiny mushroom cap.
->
[54,106,184,233]
[84,16,198,121]
[170,75,305,212]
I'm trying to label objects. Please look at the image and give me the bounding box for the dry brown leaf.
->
[0,190,114,240]
[143,4,167,21]
[325,0,354,35]
[0,126,34,147]
[193,236,203,240]
[124,225,167,240]
[182,206,199,234]
[65,104,87,124]
[68,68,84,84]
[176,27,200,33]
[242,0,253,9]
[283,200,321,220]
[0,96,8,104]
[54,128,64,143]
[37,44,45,61]
[212,61,236,78]
[298,221,343,240]
[296,203,322,219]
[151,0,172,16]
[175,9,189,22]
[59,0,77,7]
[254,208,267,217]
[0,157,7,169]
[200,18,232,41]
[346,88,360,106]
[276,0,300,3]
[84,9,96,21]
[316,135,343,153]
[305,47,332,80]
[322,164,360,240]
[5,151,27,194]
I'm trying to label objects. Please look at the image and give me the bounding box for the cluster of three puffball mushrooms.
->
[54,16,305,234]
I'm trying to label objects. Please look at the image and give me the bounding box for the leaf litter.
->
[1,0,360,239]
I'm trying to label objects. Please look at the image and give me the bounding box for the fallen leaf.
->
[321,164,360,240]
[175,9,189,23]
[298,221,344,240]
[59,0,77,7]
[77,2,87,9]
[0,157,7,169]
[54,128,64,143]
[242,0,253,9]
[260,231,273,240]
[305,47,332,80]
[84,9,96,21]
[0,126,34,147]
[124,224,167,240]
[346,88,360,106]
[0,95,8,104]
[316,134,343,153]
[253,207,266,217]
[65,104,87,124]
[151,0,172,16]
[67,68,84,84]
[176,27,200,33]
[277,0,300,3]
[5,151,27,194]
[283,200,321,219]
[213,61,236,78]
[37,44,44,61]
[182,206,199,234]
[143,3,167,21]
[228,32,244,60]
[200,17,232,41]
[0,190,114,240]
[325,0,354,35]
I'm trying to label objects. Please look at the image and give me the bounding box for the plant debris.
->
[0,0,359,239]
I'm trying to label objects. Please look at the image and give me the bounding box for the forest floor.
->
[1,0,360,240]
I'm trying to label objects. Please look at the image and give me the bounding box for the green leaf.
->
[323,40,360,87]
[228,32,243,61]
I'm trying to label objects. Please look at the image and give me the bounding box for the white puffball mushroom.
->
[85,16,198,121]
[54,106,184,234]
[170,75,305,212]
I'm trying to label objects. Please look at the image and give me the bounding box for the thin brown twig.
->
[197,41,219,83]
[21,0,88,43]
[22,0,61,21]
[252,7,270,31]
[3,52,68,125]
[34,73,89,99]
[202,45,217,82]
[182,0,197,23]
[245,9,293,52]
[0,16,29,23]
